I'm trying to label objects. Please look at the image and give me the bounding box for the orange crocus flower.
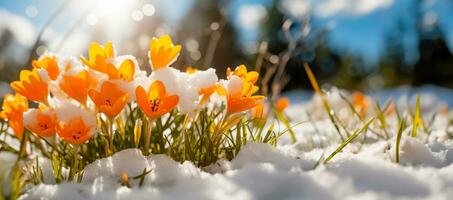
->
[136,80,179,118]
[24,107,57,137]
[250,101,270,126]
[107,59,135,82]
[11,69,49,103]
[80,42,115,73]
[0,94,28,138]
[57,117,93,145]
[149,35,181,71]
[59,70,94,105]
[88,81,128,117]
[227,76,265,114]
[215,85,227,96]
[32,56,60,80]
[199,84,223,105]
[275,97,290,112]
[226,65,259,84]
[251,101,267,119]
[352,91,369,117]
[252,97,289,120]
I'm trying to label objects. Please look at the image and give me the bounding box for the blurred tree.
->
[0,29,16,82]
[261,1,362,91]
[380,0,453,88]
[413,25,453,87]
[377,19,414,88]
[177,0,246,77]
[260,0,453,91]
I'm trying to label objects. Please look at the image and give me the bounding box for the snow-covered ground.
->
[17,85,453,200]
[18,140,453,200]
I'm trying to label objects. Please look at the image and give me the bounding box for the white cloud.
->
[0,9,36,47]
[280,0,393,18]
[316,0,393,17]
[280,0,311,18]
[324,0,393,16]
[238,4,268,28]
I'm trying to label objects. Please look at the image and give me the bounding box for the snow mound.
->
[231,142,300,170]
[393,137,444,167]
[83,149,149,182]
[19,140,453,200]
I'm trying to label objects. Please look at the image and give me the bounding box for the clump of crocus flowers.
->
[0,35,293,173]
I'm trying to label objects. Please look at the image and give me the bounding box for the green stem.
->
[143,117,154,155]
[69,145,79,181]
[180,115,190,160]
[107,117,114,155]
[33,134,50,158]
[213,112,228,137]
[18,131,28,159]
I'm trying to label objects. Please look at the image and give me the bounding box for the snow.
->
[390,137,445,168]
[188,68,218,91]
[231,142,304,171]
[14,86,453,199]
[0,152,17,197]
[83,149,150,182]
[18,139,453,200]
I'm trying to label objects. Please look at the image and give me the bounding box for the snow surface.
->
[18,141,453,200]
[16,86,453,200]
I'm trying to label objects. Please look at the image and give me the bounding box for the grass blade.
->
[395,119,406,163]
[375,102,389,139]
[324,117,375,164]
[275,110,296,142]
[411,95,423,137]
[304,64,345,141]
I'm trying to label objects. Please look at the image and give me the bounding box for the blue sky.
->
[0,0,59,27]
